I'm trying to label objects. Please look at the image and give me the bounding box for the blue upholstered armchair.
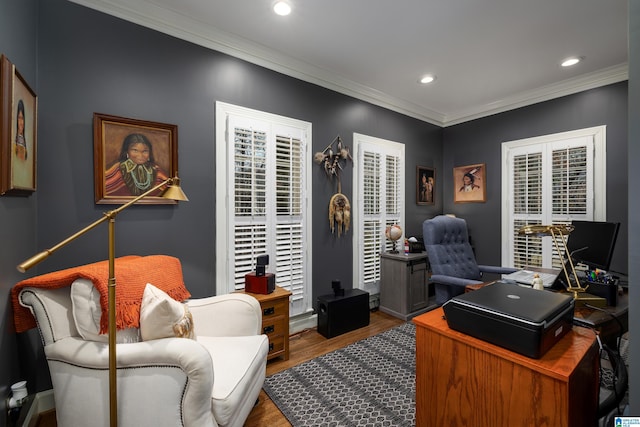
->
[422,215,518,305]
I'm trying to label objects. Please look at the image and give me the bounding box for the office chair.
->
[422,215,517,305]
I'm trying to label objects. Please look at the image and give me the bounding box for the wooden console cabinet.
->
[242,286,291,361]
[413,308,599,427]
[379,252,432,320]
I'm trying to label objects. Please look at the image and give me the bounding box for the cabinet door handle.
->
[269,343,274,352]
[263,306,275,315]
[263,325,275,334]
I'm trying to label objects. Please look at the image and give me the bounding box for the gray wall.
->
[0,0,38,423]
[442,82,629,275]
[32,0,442,299]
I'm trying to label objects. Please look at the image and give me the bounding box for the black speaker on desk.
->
[317,289,369,338]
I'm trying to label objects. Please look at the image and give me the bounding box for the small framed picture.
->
[93,113,178,205]
[0,55,38,196]
[454,163,486,203]
[416,166,435,205]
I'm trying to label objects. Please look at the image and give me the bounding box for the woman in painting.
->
[420,173,433,202]
[459,172,480,192]
[14,100,27,161]
[104,133,169,197]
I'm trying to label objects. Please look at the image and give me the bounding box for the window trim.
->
[501,125,606,266]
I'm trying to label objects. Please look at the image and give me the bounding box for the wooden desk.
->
[464,282,493,292]
[573,289,628,347]
[413,308,599,427]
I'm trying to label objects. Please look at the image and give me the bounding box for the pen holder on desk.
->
[584,279,618,306]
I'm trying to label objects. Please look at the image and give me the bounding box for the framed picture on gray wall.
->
[93,113,178,205]
[454,163,486,203]
[0,54,37,196]
[416,166,435,205]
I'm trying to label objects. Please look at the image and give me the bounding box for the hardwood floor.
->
[244,310,404,427]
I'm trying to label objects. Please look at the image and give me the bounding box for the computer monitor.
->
[566,220,620,271]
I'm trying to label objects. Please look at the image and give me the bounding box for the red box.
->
[245,272,276,294]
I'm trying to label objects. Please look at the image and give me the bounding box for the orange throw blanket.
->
[12,255,191,333]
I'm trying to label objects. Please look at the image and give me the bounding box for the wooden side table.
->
[242,286,291,361]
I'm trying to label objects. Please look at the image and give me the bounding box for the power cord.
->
[583,304,624,355]
[576,308,628,419]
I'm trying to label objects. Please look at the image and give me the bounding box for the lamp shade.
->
[518,224,574,236]
[162,182,189,201]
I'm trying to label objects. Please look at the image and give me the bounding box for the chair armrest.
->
[46,337,215,427]
[186,293,262,337]
[429,274,484,288]
[19,287,76,345]
[478,265,519,275]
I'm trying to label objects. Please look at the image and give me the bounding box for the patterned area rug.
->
[263,322,416,427]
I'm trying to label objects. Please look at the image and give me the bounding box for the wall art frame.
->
[453,163,486,203]
[0,54,38,196]
[93,113,178,205]
[416,165,435,205]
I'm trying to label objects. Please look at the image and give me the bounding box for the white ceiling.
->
[70,0,628,126]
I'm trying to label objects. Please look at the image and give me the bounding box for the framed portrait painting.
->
[0,55,37,196]
[453,163,486,203]
[93,113,178,205]
[416,166,435,205]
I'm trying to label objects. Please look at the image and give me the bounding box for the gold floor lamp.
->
[17,176,188,427]
[518,224,606,307]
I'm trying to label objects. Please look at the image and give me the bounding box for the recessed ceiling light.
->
[419,75,436,84]
[273,1,292,16]
[561,56,583,67]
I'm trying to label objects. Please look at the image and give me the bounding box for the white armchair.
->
[18,286,269,427]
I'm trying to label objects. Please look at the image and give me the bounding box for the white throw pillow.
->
[139,283,195,341]
[70,279,140,343]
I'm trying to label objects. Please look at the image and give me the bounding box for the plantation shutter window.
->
[216,103,312,317]
[511,152,543,268]
[552,146,589,216]
[362,150,382,285]
[274,135,305,302]
[502,127,605,270]
[233,126,268,289]
[353,134,405,295]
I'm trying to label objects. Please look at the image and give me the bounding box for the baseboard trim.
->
[369,293,380,310]
[290,312,317,335]
[21,389,55,427]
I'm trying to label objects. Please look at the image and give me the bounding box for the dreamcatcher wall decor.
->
[314,135,353,237]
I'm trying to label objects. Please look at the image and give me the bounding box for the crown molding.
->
[66,0,441,126]
[442,64,629,127]
[69,0,628,128]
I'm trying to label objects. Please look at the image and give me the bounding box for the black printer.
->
[442,282,574,358]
